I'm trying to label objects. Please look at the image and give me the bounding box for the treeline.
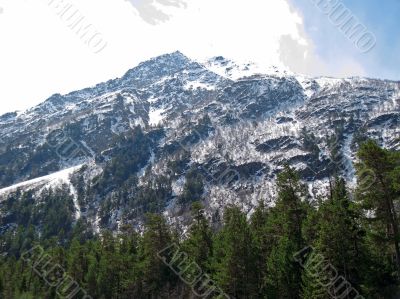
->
[0,140,400,298]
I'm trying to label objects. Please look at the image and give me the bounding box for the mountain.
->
[0,51,399,234]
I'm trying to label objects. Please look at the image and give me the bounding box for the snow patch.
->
[315,77,342,89]
[149,107,166,126]
[202,56,291,80]
[0,165,83,198]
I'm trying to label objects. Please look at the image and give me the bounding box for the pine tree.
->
[212,205,257,298]
[300,269,329,299]
[183,202,213,271]
[301,178,365,298]
[356,140,400,278]
[250,200,270,297]
[317,178,362,284]
[179,168,204,204]
[97,231,122,298]
[138,214,176,297]
[265,164,309,298]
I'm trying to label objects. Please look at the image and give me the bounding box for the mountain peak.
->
[121,51,193,84]
[147,50,191,66]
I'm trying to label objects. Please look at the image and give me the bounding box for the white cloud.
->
[0,0,363,115]
[124,0,187,25]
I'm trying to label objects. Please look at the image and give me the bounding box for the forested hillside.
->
[1,140,399,298]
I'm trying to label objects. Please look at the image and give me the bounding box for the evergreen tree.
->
[138,214,176,297]
[265,164,309,298]
[179,167,204,204]
[212,205,257,298]
[250,200,270,297]
[317,178,363,284]
[301,178,365,298]
[356,140,400,278]
[300,269,329,299]
[183,202,213,271]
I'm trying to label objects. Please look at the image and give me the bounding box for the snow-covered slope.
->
[0,165,83,196]
[0,51,399,233]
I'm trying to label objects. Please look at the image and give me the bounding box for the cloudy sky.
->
[0,0,398,114]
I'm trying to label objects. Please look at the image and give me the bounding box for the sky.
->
[0,0,398,114]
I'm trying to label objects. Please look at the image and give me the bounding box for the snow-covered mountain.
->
[1,51,399,233]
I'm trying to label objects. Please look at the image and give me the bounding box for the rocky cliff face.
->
[0,51,399,233]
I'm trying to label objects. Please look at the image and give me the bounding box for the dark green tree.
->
[265,164,309,298]
[212,205,257,298]
[356,140,400,278]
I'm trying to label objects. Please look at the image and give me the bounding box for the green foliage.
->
[94,126,151,192]
[212,205,257,298]
[179,167,204,204]
[300,127,320,157]
[183,202,213,271]
[356,139,400,286]
[264,164,310,298]
[0,141,400,298]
